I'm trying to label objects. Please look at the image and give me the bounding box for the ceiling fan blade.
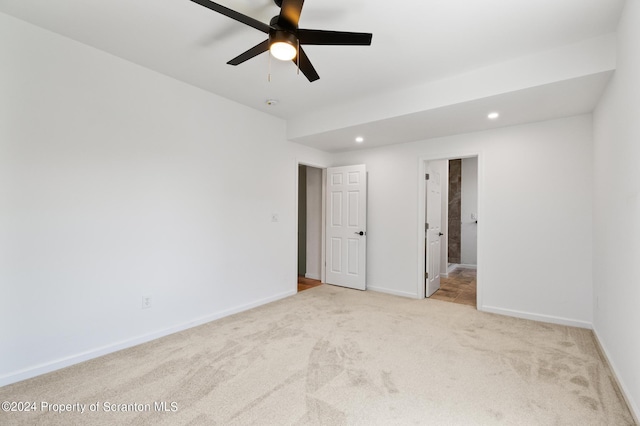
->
[227,40,270,65]
[298,29,372,46]
[295,46,319,82]
[189,0,270,33]
[278,0,304,28]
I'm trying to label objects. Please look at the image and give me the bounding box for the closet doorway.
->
[297,164,323,292]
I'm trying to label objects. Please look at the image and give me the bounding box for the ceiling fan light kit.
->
[270,31,298,61]
[189,0,373,82]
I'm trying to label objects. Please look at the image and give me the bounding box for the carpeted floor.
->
[0,285,635,425]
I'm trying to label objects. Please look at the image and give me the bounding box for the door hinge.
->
[426,222,429,230]
[425,272,429,279]
[425,173,430,180]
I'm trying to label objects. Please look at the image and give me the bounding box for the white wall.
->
[333,115,594,326]
[0,13,330,385]
[461,157,478,265]
[305,167,322,280]
[592,0,640,420]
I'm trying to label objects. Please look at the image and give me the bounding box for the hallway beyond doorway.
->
[430,267,476,307]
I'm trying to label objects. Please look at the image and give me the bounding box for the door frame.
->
[417,152,483,308]
[295,160,328,289]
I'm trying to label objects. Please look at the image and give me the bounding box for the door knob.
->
[354,231,364,236]
[438,232,444,236]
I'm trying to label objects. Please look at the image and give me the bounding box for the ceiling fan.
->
[189,0,373,82]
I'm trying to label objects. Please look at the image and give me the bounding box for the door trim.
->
[417,152,483,309]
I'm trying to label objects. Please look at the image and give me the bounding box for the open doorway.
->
[424,157,478,307]
[297,164,323,292]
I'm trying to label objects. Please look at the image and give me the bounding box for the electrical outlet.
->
[142,295,153,309]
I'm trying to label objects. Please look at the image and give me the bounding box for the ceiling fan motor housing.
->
[270,29,298,49]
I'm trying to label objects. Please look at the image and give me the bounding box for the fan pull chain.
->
[268,50,272,82]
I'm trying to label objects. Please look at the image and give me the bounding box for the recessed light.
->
[488,112,500,120]
[355,136,364,143]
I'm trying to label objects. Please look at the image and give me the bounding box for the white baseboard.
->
[0,289,296,388]
[367,285,420,299]
[592,328,640,424]
[480,305,592,329]
[304,272,320,280]
[447,263,477,273]
[457,264,477,270]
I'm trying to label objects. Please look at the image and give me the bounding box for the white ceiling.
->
[292,72,614,152]
[0,0,626,151]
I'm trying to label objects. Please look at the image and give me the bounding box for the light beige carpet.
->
[0,285,635,425]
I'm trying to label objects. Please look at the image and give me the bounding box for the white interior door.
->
[325,165,367,290]
[426,164,442,297]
